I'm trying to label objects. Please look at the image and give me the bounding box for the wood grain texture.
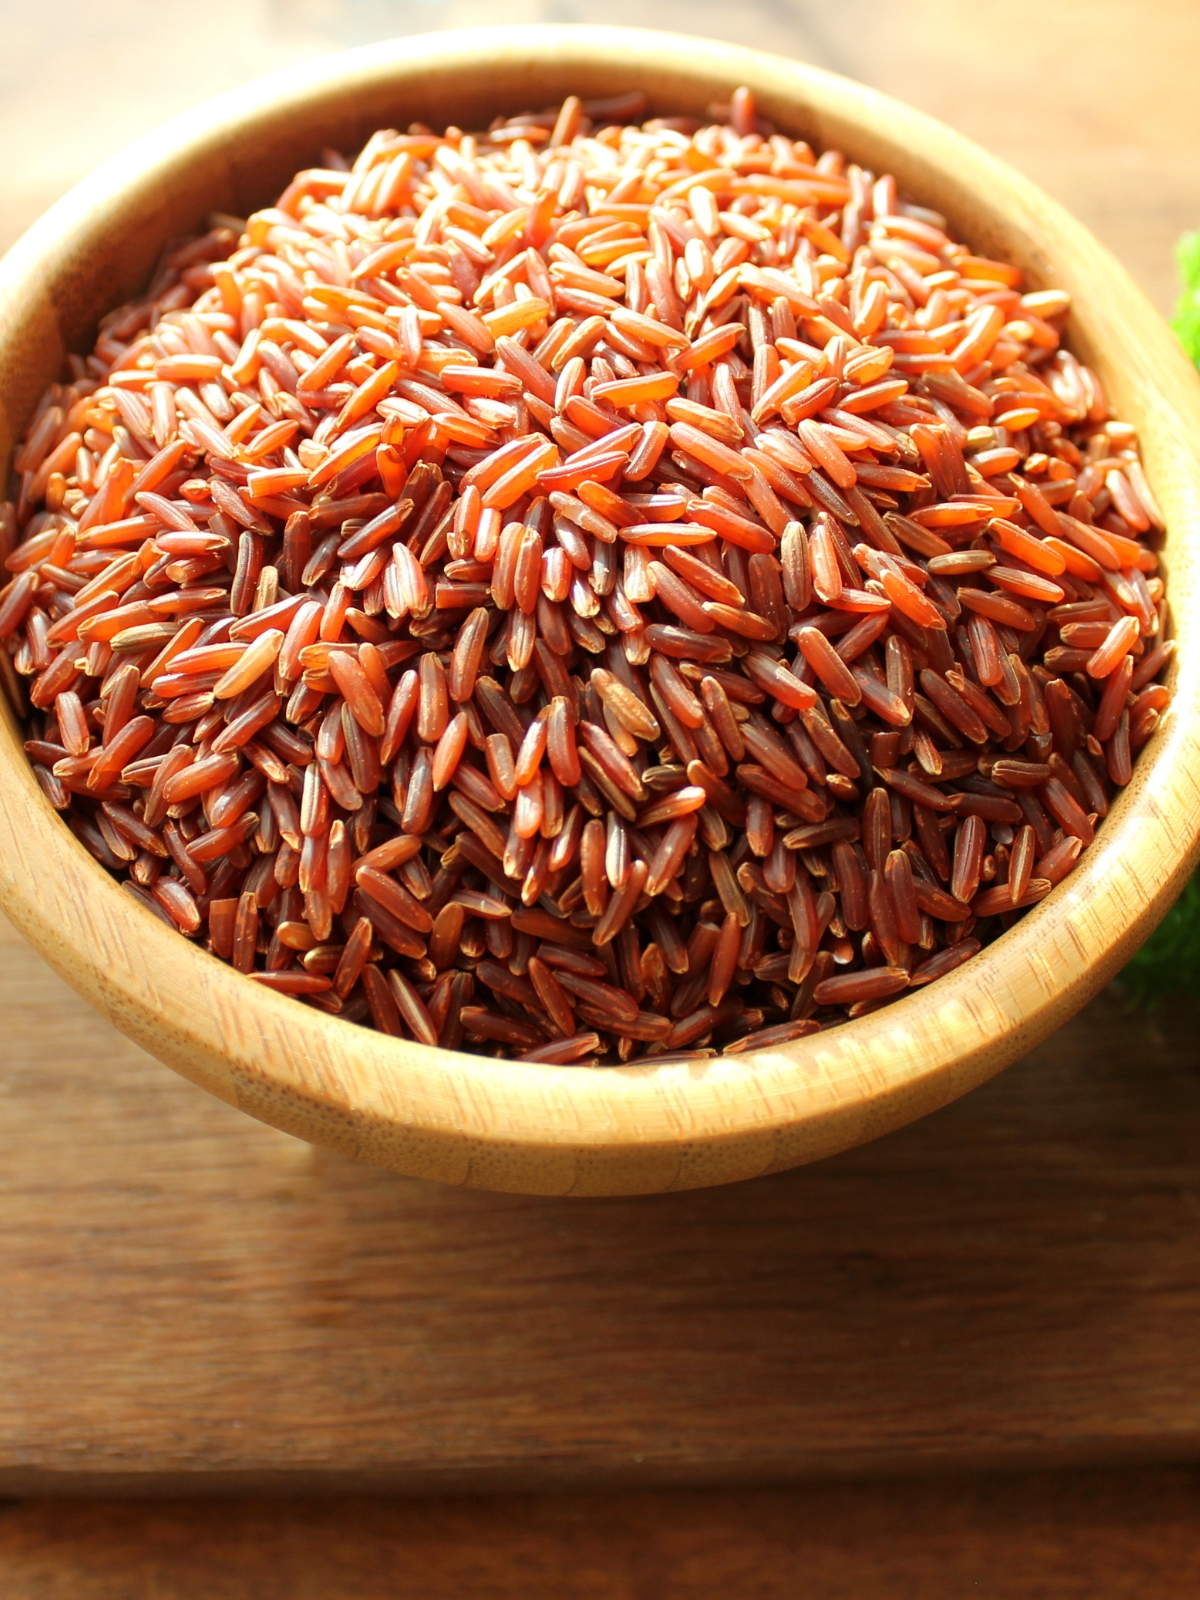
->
[2,908,1200,1493]
[0,27,1198,1195]
[5,1469,1200,1598]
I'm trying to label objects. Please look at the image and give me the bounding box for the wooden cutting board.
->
[2,908,1199,1494]
[2,0,1200,1508]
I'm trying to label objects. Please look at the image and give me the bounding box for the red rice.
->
[0,87,1172,1063]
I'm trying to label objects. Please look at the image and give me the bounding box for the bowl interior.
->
[1,26,1198,1196]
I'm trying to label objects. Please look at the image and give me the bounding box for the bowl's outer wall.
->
[1,27,1198,1195]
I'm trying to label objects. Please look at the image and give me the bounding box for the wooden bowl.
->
[2,27,1198,1196]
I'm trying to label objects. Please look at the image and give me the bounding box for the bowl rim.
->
[2,24,1199,1195]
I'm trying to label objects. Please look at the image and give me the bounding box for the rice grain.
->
[2,85,1172,1063]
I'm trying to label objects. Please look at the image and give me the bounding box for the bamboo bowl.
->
[1,27,1198,1196]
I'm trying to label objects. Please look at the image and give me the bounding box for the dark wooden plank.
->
[4,1470,1200,1598]
[2,907,1199,1491]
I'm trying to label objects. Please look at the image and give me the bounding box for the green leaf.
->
[1118,875,1200,1004]
[1172,230,1200,365]
[1177,229,1200,293]
[1117,231,1200,1002]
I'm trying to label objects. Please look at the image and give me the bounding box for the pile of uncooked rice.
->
[0,86,1173,1064]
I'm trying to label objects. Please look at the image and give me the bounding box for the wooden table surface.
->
[3,1470,1200,1599]
[3,905,1200,1495]
[2,0,1199,1591]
